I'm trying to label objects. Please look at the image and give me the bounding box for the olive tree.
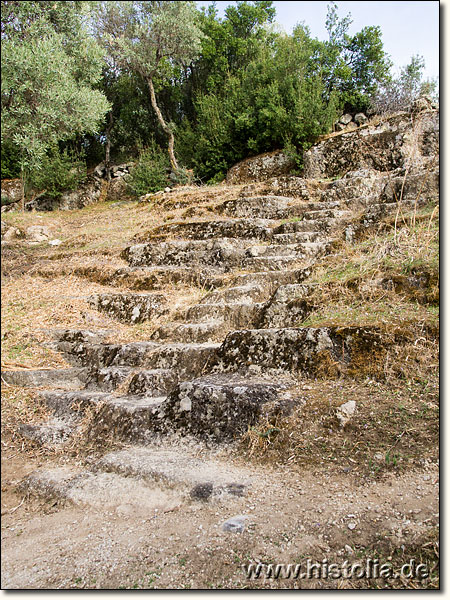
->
[95,1,204,171]
[1,1,110,207]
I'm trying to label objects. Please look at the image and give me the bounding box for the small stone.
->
[345,225,355,243]
[26,225,51,242]
[344,544,354,555]
[164,187,171,193]
[348,522,357,530]
[49,239,62,246]
[339,113,353,125]
[423,474,431,481]
[336,400,356,427]
[374,452,384,462]
[221,515,249,533]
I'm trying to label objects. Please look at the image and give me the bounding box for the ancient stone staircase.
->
[4,107,439,510]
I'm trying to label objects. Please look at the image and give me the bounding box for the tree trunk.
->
[20,167,25,213]
[146,76,179,171]
[105,111,113,183]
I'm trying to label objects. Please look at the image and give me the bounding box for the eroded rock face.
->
[163,373,296,440]
[1,179,23,208]
[304,109,439,180]
[87,292,168,324]
[215,326,398,377]
[25,175,103,211]
[226,151,295,184]
[106,177,132,203]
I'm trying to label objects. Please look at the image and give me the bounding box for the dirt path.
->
[1,447,439,590]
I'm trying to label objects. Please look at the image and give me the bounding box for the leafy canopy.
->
[1,1,110,178]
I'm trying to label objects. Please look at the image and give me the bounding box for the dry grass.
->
[296,203,439,333]
[1,386,52,457]
[239,373,438,478]
[1,272,207,369]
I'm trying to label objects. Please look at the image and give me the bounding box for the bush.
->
[1,141,21,180]
[29,146,86,198]
[177,34,341,183]
[125,142,170,197]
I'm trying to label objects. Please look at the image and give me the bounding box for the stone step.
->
[39,389,168,442]
[20,467,184,514]
[57,339,159,368]
[85,367,178,396]
[18,419,75,446]
[218,196,347,221]
[150,321,225,344]
[163,373,299,440]
[215,326,394,377]
[39,390,111,419]
[240,177,327,199]
[21,443,255,510]
[1,368,87,390]
[57,338,220,378]
[274,218,339,233]
[123,236,330,271]
[87,292,168,324]
[185,302,263,328]
[96,446,253,498]
[218,195,300,219]
[258,284,312,328]
[244,241,329,258]
[271,231,327,244]
[242,254,311,272]
[199,284,267,305]
[235,198,341,211]
[37,371,299,443]
[122,239,247,269]
[227,267,312,289]
[137,218,276,242]
[301,208,352,220]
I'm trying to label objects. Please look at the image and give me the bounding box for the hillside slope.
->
[1,107,439,589]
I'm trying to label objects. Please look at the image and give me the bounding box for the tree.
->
[319,2,392,112]
[1,1,110,206]
[178,29,339,182]
[370,55,438,114]
[95,1,204,171]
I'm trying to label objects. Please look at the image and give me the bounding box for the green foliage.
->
[1,140,21,179]
[1,193,15,207]
[125,142,170,197]
[95,1,204,169]
[1,1,110,198]
[179,34,339,182]
[2,1,432,189]
[319,2,392,112]
[28,146,87,199]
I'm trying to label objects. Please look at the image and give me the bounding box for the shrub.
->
[1,141,21,180]
[29,146,87,198]
[125,142,170,197]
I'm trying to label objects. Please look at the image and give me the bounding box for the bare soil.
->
[1,445,439,590]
